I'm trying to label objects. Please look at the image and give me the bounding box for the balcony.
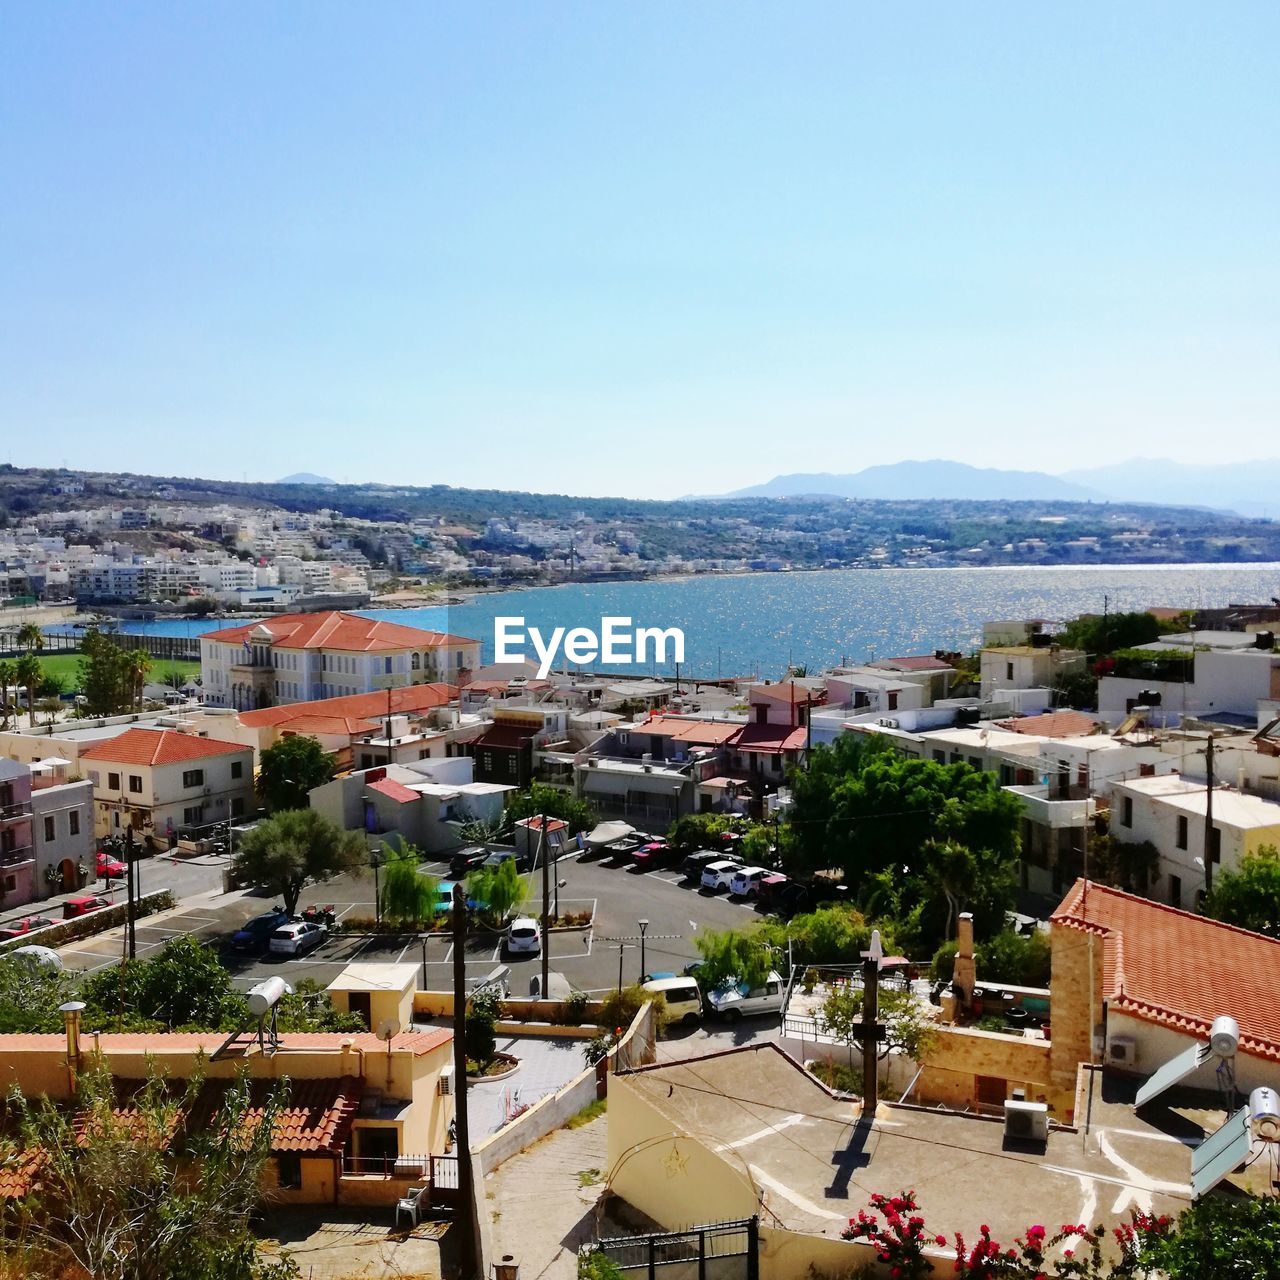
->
[0,799,33,822]
[1007,784,1096,830]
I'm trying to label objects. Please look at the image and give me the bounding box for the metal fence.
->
[588,1217,758,1280]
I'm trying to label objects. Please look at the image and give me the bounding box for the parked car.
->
[96,850,127,880]
[700,860,742,893]
[631,840,679,872]
[505,916,542,956]
[63,895,110,920]
[449,846,490,877]
[643,975,703,1025]
[268,921,327,957]
[728,866,770,898]
[681,849,723,882]
[483,848,534,872]
[228,908,290,953]
[707,970,786,1022]
[754,872,791,907]
[0,915,55,941]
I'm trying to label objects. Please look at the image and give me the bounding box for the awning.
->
[585,820,635,848]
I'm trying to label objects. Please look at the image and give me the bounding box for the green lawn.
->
[25,652,201,694]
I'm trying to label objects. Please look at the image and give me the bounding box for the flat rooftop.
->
[618,1045,1212,1246]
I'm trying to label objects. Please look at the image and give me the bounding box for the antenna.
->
[377,1017,401,1042]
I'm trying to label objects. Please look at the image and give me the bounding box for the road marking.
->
[716,1113,808,1151]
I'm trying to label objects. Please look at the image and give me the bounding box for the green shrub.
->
[598,984,668,1037]
[562,991,589,1025]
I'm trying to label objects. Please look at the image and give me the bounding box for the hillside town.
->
[3,599,1280,1276]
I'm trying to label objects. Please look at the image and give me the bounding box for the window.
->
[1176,815,1188,849]
[128,775,142,794]
[1170,874,1182,909]
[1121,797,1133,828]
[231,761,243,779]
[969,757,982,771]
[1006,662,1015,682]
[108,772,120,791]
[1210,827,1221,863]
[481,751,494,774]
[43,816,55,842]
[277,1153,302,1190]
[887,690,899,711]
[183,805,204,825]
[182,769,205,789]
[69,811,80,837]
[933,750,946,764]
[231,797,245,817]
[384,657,392,674]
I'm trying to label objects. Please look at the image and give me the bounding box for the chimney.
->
[953,913,976,1008]
[59,1000,86,1092]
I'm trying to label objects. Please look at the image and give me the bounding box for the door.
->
[348,991,372,1029]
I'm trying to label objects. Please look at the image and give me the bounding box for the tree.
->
[378,839,438,929]
[256,735,336,812]
[464,857,526,926]
[233,809,366,917]
[667,812,743,855]
[161,668,188,691]
[464,984,503,1070]
[757,903,891,969]
[818,981,937,1069]
[0,658,16,727]
[124,648,151,709]
[505,783,595,836]
[15,652,41,727]
[77,625,134,716]
[15,621,43,654]
[694,925,774,990]
[0,952,76,1033]
[1058,609,1180,656]
[80,934,246,1031]
[1205,845,1280,937]
[1133,1194,1280,1280]
[3,1057,297,1280]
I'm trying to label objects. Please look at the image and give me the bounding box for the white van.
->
[729,866,768,897]
[707,970,785,1022]
[642,975,703,1025]
[700,860,741,892]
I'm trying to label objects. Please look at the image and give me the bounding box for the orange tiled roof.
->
[239,682,456,728]
[1051,880,1280,1062]
[279,715,380,737]
[368,777,421,804]
[80,728,250,767]
[202,610,475,652]
[734,723,809,753]
[995,710,1100,738]
[633,716,743,746]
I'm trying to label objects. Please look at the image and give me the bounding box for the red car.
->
[96,850,127,880]
[631,840,679,871]
[0,915,55,941]
[63,895,110,920]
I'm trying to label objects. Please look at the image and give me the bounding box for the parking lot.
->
[55,848,769,996]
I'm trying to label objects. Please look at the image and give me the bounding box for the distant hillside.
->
[1062,458,1280,518]
[278,472,335,485]
[719,460,1103,503]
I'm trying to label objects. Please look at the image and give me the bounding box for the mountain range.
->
[714,458,1280,517]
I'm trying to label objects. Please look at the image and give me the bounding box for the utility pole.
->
[1204,733,1217,895]
[124,826,137,960]
[384,685,393,763]
[539,815,550,995]
[451,882,475,1280]
[860,949,880,1115]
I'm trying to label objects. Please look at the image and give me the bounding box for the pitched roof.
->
[80,728,250,767]
[367,777,421,804]
[733,723,809,753]
[469,723,538,749]
[995,710,1100,738]
[749,681,824,704]
[201,610,476,652]
[632,716,742,746]
[1051,880,1280,1062]
[279,714,380,737]
[238,682,456,728]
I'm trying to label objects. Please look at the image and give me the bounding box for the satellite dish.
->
[376,1017,401,1042]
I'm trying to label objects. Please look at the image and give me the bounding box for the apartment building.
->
[199,610,480,710]
[79,728,255,841]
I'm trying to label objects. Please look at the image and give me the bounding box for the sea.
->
[47,564,1280,680]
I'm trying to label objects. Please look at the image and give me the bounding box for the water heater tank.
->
[1210,1015,1240,1058]
[1250,1087,1280,1141]
[247,977,289,1019]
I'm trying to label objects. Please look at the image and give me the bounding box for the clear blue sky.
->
[3,4,1276,498]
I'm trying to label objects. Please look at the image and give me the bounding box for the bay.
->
[58,564,1280,679]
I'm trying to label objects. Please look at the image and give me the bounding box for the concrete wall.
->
[913,1026,1062,1115]
[760,1225,955,1280]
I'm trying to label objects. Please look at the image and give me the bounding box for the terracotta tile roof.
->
[201,610,476,652]
[367,777,421,804]
[995,710,1100,738]
[231,1076,360,1154]
[0,1149,43,1199]
[633,716,743,746]
[280,715,380,737]
[469,723,538,749]
[0,1029,452,1057]
[1051,880,1280,1062]
[80,728,250,767]
[239,682,456,728]
[733,724,809,753]
[749,681,824,704]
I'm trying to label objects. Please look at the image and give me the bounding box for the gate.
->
[585,1217,758,1280]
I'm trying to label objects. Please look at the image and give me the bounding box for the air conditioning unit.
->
[1107,1035,1138,1067]
[438,1065,455,1097]
[1004,1100,1049,1143]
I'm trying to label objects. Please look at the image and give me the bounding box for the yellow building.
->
[0,1012,456,1208]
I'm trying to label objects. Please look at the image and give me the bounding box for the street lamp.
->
[554,878,567,922]
[638,919,649,981]
[370,849,384,923]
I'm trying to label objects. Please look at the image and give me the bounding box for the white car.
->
[505,916,542,955]
[700,860,742,893]
[729,866,769,897]
[268,921,327,957]
[707,970,785,1022]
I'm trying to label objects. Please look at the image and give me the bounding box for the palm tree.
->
[15,653,41,727]
[16,622,44,655]
[0,659,15,727]
[124,649,150,710]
